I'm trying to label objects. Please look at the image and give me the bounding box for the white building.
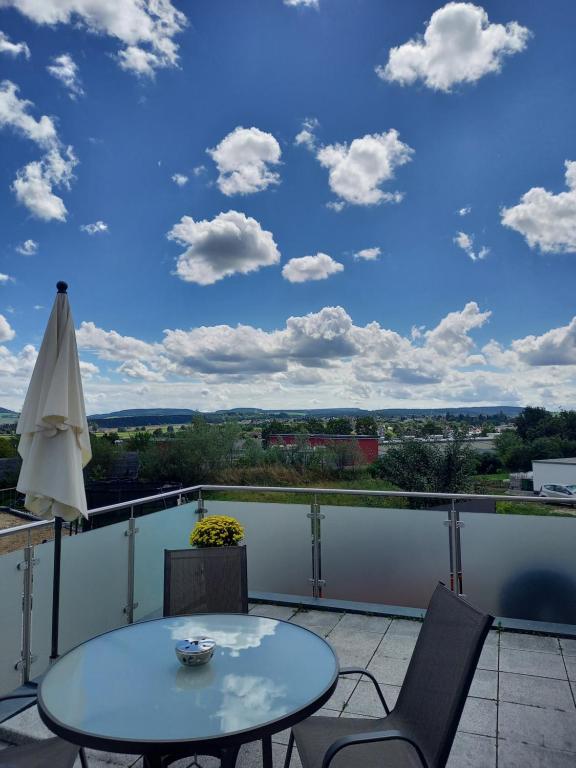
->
[532,458,576,492]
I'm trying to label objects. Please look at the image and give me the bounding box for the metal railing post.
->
[307,495,325,599]
[123,508,139,624]
[196,491,206,520]
[16,531,37,684]
[445,499,464,596]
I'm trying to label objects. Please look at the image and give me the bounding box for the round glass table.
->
[38,613,339,768]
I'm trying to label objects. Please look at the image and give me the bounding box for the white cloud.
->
[458,206,472,216]
[326,201,345,213]
[171,173,188,187]
[76,321,160,361]
[2,0,187,76]
[0,273,12,283]
[282,253,344,283]
[317,130,413,206]
[117,359,165,382]
[208,126,282,196]
[454,231,489,261]
[354,247,381,261]
[0,314,15,341]
[168,210,281,286]
[47,53,84,98]
[284,0,319,7]
[0,80,56,146]
[424,302,491,358]
[16,239,38,255]
[0,30,30,58]
[80,220,108,235]
[379,2,530,92]
[294,117,319,151]
[193,165,206,176]
[511,317,576,366]
[501,161,576,253]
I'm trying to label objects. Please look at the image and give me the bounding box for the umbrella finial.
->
[56,281,68,294]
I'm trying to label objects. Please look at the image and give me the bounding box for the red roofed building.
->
[267,434,378,465]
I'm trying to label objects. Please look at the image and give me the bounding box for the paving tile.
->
[469,669,497,700]
[366,654,410,686]
[500,632,560,653]
[0,705,54,745]
[385,619,422,637]
[499,648,567,679]
[248,604,297,621]
[324,677,357,711]
[375,633,417,660]
[560,638,576,656]
[477,644,498,671]
[84,749,140,766]
[565,657,576,682]
[458,697,497,738]
[447,732,496,768]
[335,613,392,634]
[345,680,400,717]
[326,628,384,669]
[499,701,576,753]
[498,741,576,768]
[499,671,575,711]
[483,631,499,648]
[290,610,343,631]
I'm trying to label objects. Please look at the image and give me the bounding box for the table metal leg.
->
[220,745,240,768]
[262,735,273,768]
[142,755,164,768]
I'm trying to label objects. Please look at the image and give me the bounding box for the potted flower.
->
[164,515,248,616]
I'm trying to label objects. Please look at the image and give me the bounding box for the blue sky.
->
[1,0,575,413]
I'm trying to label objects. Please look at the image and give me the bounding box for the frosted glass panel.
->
[134,502,198,620]
[0,548,25,694]
[29,539,54,680]
[461,512,576,624]
[321,505,449,610]
[208,501,311,596]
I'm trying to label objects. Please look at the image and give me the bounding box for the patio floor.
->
[1,602,575,767]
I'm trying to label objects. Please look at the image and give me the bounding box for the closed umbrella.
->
[16,281,91,660]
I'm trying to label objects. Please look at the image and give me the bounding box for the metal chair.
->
[284,583,493,768]
[163,547,248,617]
[0,694,88,767]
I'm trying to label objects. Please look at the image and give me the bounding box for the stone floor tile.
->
[366,654,409,686]
[499,671,575,711]
[290,610,343,631]
[499,648,567,679]
[0,705,54,745]
[324,677,357,711]
[477,644,498,671]
[385,619,422,637]
[500,632,560,653]
[335,613,392,634]
[560,638,576,656]
[375,633,417,660]
[326,628,384,668]
[345,680,400,717]
[565,657,576,682]
[499,701,576,753]
[447,732,496,768]
[483,631,499,648]
[498,741,576,768]
[84,748,141,766]
[458,697,497,738]
[469,670,498,700]
[249,604,297,621]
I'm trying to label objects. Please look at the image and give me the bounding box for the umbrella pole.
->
[50,517,62,661]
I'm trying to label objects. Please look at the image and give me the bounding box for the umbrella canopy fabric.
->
[17,286,91,522]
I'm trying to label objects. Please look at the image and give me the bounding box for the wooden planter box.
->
[164,545,248,616]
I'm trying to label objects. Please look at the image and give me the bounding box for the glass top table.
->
[38,613,339,767]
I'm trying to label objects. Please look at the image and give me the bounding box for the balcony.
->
[1,485,576,766]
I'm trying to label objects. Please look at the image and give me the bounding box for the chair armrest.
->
[322,729,429,768]
[338,668,389,715]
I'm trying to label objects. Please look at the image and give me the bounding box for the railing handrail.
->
[1,482,574,540]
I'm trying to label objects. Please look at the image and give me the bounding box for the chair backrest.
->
[163,547,248,616]
[394,583,493,768]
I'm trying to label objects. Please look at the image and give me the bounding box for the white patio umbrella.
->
[16,281,91,659]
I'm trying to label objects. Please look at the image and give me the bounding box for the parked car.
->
[539,483,576,499]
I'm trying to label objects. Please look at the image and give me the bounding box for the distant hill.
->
[373,406,523,417]
[0,407,18,424]
[90,408,199,419]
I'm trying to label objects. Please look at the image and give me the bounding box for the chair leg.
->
[284,731,294,768]
[79,747,89,768]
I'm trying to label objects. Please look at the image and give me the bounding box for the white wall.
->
[533,460,576,491]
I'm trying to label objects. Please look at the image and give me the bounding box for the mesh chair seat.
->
[293,714,424,768]
[0,736,79,768]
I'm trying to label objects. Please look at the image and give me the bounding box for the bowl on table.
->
[175,638,216,667]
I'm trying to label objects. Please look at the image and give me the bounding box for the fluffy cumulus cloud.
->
[454,231,489,261]
[501,161,576,253]
[16,239,38,255]
[80,220,108,235]
[2,0,187,76]
[171,173,188,187]
[0,80,77,220]
[294,117,319,151]
[168,210,281,285]
[379,2,530,92]
[0,314,15,341]
[510,317,576,366]
[317,130,413,206]
[284,0,319,7]
[208,127,282,196]
[282,253,344,283]
[354,247,381,261]
[47,53,84,98]
[0,29,30,58]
